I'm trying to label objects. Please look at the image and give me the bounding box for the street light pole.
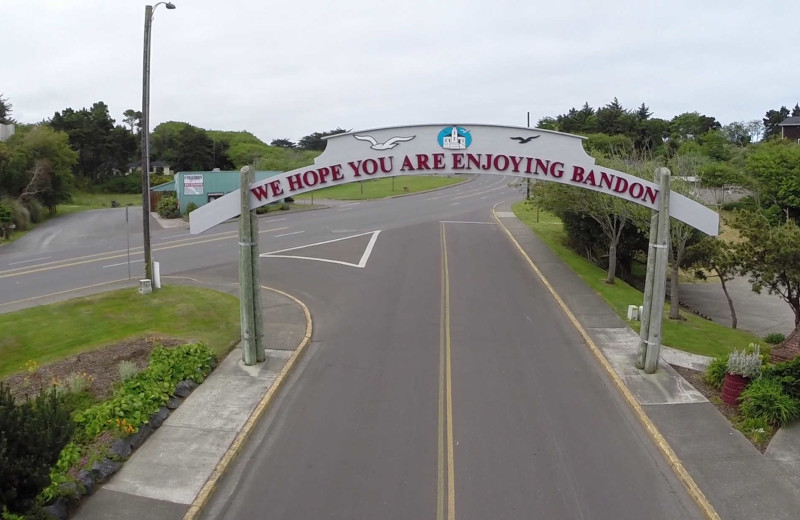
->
[141,2,175,282]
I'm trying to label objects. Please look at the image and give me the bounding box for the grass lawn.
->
[296,175,465,200]
[0,285,240,378]
[57,192,142,215]
[512,201,761,358]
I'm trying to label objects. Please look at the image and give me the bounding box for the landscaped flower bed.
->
[1,342,216,519]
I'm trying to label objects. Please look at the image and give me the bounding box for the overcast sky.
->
[5,1,799,143]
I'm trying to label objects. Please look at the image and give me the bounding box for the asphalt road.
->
[0,174,704,519]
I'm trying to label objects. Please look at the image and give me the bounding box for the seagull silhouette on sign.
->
[353,134,416,150]
[510,136,540,144]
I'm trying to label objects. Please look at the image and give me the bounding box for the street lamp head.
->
[165,2,176,8]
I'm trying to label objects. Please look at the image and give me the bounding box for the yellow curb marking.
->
[492,205,721,520]
[182,285,313,520]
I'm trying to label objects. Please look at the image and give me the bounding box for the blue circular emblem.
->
[437,126,472,150]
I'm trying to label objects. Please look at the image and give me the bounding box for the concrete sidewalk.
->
[73,279,311,520]
[495,202,800,520]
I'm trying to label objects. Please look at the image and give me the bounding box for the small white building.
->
[442,127,466,149]
[0,123,15,142]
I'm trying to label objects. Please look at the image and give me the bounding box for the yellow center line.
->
[0,227,289,280]
[438,222,456,520]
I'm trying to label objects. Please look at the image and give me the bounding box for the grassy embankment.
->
[0,285,240,378]
[512,201,761,358]
[297,175,465,200]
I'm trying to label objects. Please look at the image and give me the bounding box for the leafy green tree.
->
[793,104,800,117]
[270,138,295,148]
[298,128,348,151]
[746,139,800,222]
[536,117,558,131]
[595,98,636,136]
[685,237,741,328]
[0,126,77,214]
[174,125,214,171]
[49,101,131,181]
[735,213,800,326]
[0,94,13,124]
[722,122,751,148]
[697,161,742,207]
[538,156,651,284]
[763,106,790,140]
[665,179,704,319]
[669,112,720,141]
[122,109,142,133]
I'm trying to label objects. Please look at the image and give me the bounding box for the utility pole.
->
[140,2,175,282]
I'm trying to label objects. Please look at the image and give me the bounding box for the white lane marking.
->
[160,233,192,240]
[439,221,496,225]
[480,196,488,200]
[261,230,381,269]
[336,207,353,212]
[450,184,508,200]
[495,211,515,218]
[331,229,358,233]
[451,202,461,206]
[275,231,305,238]
[268,218,287,222]
[338,202,360,208]
[8,256,51,266]
[103,259,143,268]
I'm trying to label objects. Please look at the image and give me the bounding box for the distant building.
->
[0,123,15,142]
[779,116,800,142]
[126,160,173,176]
[152,170,284,215]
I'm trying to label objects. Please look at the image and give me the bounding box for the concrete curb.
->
[182,285,313,520]
[492,205,721,520]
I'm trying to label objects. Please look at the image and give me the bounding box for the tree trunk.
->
[606,242,617,284]
[719,276,737,329]
[669,263,681,319]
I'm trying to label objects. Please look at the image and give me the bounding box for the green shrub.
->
[118,360,138,383]
[0,384,74,515]
[74,343,214,440]
[22,199,44,224]
[0,197,31,231]
[764,333,786,345]
[705,355,729,389]
[739,376,800,427]
[735,415,775,446]
[0,201,12,224]
[765,356,800,400]
[184,202,198,215]
[280,203,290,210]
[94,174,141,194]
[156,195,180,219]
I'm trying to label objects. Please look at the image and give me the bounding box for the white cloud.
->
[5,0,799,142]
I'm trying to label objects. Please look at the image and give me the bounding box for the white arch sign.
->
[190,124,719,236]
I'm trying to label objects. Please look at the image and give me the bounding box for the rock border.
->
[43,376,208,520]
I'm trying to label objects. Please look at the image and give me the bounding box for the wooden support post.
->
[644,168,671,374]
[636,209,659,369]
[251,196,265,363]
[239,165,257,365]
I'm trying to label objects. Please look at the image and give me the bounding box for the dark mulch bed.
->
[2,336,183,402]
[671,364,773,452]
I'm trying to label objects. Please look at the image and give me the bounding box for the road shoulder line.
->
[491,205,721,520]
[182,285,313,520]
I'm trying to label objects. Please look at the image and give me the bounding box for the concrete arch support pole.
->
[239,165,258,365]
[637,168,671,373]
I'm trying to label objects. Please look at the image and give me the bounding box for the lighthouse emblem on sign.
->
[437,126,472,150]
